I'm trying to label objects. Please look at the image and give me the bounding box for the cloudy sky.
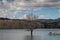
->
[0,0,60,19]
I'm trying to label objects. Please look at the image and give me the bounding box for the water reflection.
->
[24,35,41,40]
[24,35,31,40]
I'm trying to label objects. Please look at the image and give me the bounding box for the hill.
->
[0,18,60,29]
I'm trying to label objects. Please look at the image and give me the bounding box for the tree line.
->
[0,19,60,29]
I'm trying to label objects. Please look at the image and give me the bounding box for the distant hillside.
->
[0,18,10,20]
[37,18,60,23]
[0,18,60,29]
[0,19,44,29]
[37,19,54,23]
[43,21,60,28]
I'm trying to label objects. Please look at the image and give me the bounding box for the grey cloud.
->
[3,0,60,9]
[24,0,60,2]
[47,0,60,2]
[20,0,60,2]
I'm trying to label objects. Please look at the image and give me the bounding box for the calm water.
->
[0,29,60,40]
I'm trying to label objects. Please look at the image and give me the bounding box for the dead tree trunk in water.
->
[31,29,33,40]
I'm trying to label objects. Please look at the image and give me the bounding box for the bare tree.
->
[25,14,37,40]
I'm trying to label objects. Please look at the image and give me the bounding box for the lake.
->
[0,29,60,40]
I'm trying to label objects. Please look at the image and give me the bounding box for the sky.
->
[0,0,60,19]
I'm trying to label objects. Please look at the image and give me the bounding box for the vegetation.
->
[0,18,60,29]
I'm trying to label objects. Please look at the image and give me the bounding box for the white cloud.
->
[19,14,28,19]
[0,0,60,19]
[38,15,49,19]
[19,14,49,20]
[19,14,38,20]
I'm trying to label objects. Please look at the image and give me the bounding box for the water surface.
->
[0,29,60,40]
